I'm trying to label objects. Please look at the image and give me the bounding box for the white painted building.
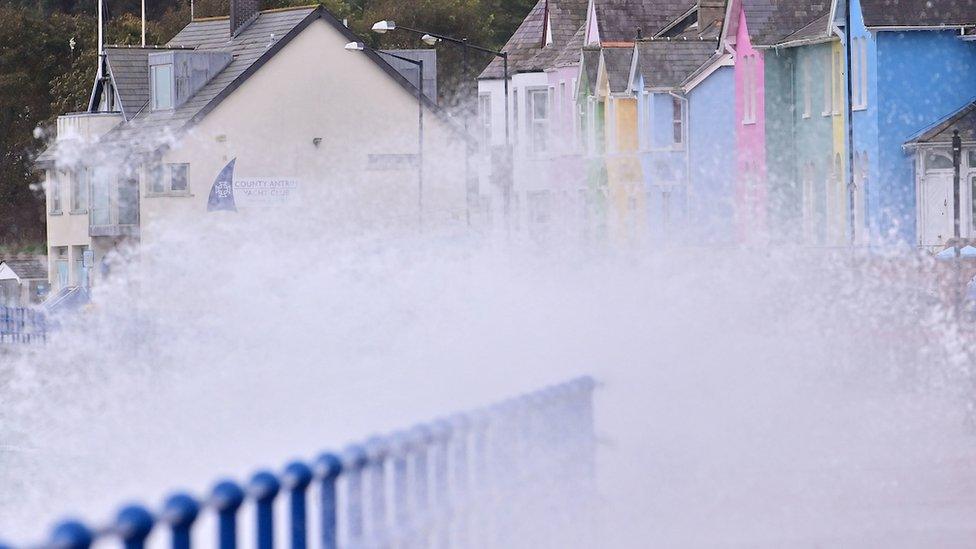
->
[38,2,468,292]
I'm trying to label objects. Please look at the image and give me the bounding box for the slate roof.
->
[553,24,586,67]
[860,0,976,28]
[602,46,634,93]
[776,12,832,45]
[906,99,976,144]
[581,48,601,94]
[104,46,186,121]
[734,0,831,47]
[103,7,319,146]
[634,38,719,90]
[0,259,47,280]
[480,0,588,78]
[594,0,698,43]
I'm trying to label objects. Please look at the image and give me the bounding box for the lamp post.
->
[372,21,513,220]
[345,41,425,228]
[953,130,962,247]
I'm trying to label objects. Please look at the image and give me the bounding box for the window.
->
[73,245,90,289]
[671,96,684,147]
[148,163,190,194]
[478,94,492,149]
[50,171,63,214]
[54,247,68,289]
[822,49,832,116]
[926,151,954,170]
[512,88,519,144]
[118,176,139,225]
[91,167,111,226]
[171,164,188,191]
[151,64,174,110]
[851,38,868,110]
[527,190,552,224]
[832,49,842,115]
[971,174,976,233]
[71,168,89,212]
[640,92,653,149]
[528,88,550,154]
[802,61,812,118]
[742,55,757,124]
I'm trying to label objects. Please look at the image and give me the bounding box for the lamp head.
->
[372,20,396,33]
[421,34,440,46]
[344,41,365,51]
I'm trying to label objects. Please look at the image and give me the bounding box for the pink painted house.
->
[720,0,832,243]
[724,3,767,243]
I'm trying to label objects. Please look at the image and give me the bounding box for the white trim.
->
[682,52,734,93]
[0,263,21,282]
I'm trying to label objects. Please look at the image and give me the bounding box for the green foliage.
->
[0,0,536,246]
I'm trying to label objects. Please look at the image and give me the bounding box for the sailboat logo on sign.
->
[207,159,238,212]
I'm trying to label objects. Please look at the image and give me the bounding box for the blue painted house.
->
[626,2,726,243]
[844,0,976,246]
[684,50,736,244]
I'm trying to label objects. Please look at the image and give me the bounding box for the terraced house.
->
[478,0,589,233]
[38,0,466,294]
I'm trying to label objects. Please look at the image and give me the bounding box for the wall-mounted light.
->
[421,34,440,46]
[312,137,322,147]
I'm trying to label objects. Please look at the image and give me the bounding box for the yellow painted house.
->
[597,47,644,243]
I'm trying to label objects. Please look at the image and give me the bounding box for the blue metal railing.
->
[0,306,47,343]
[5,376,596,549]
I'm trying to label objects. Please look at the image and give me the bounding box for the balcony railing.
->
[56,112,123,143]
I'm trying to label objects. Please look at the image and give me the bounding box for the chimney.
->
[230,0,260,36]
[697,0,725,31]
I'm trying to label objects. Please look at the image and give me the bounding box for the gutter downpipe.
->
[833,15,857,246]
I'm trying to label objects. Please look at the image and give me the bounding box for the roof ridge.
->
[191,4,318,22]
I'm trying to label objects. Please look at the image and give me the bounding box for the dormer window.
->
[151,63,174,110]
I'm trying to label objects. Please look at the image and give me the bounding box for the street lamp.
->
[345,41,425,227]
[371,20,513,224]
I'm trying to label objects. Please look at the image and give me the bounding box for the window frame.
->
[671,95,685,149]
[478,93,492,150]
[526,86,551,155]
[802,60,812,119]
[151,63,175,111]
[146,162,192,196]
[742,55,757,125]
[70,167,89,213]
[50,170,64,214]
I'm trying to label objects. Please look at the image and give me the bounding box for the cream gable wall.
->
[142,17,466,247]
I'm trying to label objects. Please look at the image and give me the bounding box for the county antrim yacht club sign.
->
[207,158,300,212]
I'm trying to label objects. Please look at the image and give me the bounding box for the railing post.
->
[408,424,432,548]
[341,445,368,548]
[388,431,411,546]
[429,419,452,548]
[162,493,200,549]
[364,436,389,548]
[449,414,471,548]
[116,504,155,549]
[211,480,245,549]
[48,520,93,549]
[314,453,342,549]
[249,471,281,549]
[282,461,313,549]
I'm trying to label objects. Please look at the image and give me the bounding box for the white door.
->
[921,172,953,246]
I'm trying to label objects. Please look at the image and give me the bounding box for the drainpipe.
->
[843,0,857,245]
